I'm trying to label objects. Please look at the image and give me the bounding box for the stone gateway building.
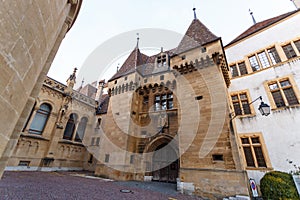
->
[3,2,300,200]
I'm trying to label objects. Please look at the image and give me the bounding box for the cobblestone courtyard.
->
[0,171,203,200]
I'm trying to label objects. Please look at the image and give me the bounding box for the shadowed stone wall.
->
[0,0,82,178]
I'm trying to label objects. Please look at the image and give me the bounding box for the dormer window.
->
[157,54,167,67]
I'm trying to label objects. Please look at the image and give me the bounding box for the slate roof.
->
[226,10,299,47]
[77,83,97,99]
[176,19,219,54]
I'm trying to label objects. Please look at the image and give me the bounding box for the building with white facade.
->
[225,8,300,184]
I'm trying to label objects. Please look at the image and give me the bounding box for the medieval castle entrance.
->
[151,143,178,183]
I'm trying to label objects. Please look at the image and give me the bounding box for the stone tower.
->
[94,12,249,199]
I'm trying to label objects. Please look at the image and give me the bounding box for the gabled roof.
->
[176,19,219,54]
[109,47,149,81]
[226,10,299,47]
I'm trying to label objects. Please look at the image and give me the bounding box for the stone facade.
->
[92,18,249,199]
[6,74,96,172]
[0,0,82,177]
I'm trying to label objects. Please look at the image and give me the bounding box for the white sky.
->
[48,0,296,87]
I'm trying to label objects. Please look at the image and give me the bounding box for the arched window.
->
[29,103,52,135]
[75,117,88,142]
[63,113,78,140]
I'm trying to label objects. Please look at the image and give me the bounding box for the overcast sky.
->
[48,0,296,87]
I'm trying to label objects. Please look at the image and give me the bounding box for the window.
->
[257,51,270,68]
[154,93,173,111]
[230,62,248,78]
[267,47,281,65]
[96,137,100,146]
[240,135,267,168]
[96,118,101,129]
[249,55,260,72]
[230,65,238,77]
[88,154,93,164]
[105,154,110,163]
[294,40,300,52]
[238,62,248,75]
[157,54,167,67]
[282,44,297,59]
[91,137,95,146]
[18,161,30,167]
[130,155,134,164]
[268,78,299,108]
[28,103,52,135]
[63,113,78,140]
[75,117,88,142]
[212,154,224,161]
[231,92,251,116]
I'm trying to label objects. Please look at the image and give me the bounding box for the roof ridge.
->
[226,10,299,46]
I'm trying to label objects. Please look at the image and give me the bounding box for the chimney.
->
[95,79,105,103]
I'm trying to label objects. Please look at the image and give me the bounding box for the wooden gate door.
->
[152,144,178,183]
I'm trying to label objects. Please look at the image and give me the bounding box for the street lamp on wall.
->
[230,96,270,120]
[251,96,270,116]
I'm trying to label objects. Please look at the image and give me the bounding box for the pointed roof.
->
[226,10,299,47]
[176,19,219,54]
[109,47,149,81]
[77,83,97,99]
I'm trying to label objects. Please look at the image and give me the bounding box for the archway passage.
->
[152,143,179,183]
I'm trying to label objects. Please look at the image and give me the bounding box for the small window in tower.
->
[201,47,207,53]
[105,154,110,163]
[212,154,224,161]
[160,75,164,80]
[18,161,30,167]
[130,155,134,164]
[124,77,127,81]
[114,80,117,84]
[181,55,186,60]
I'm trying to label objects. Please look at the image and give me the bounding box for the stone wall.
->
[0,0,82,177]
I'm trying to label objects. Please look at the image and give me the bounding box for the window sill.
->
[20,133,49,141]
[234,113,256,119]
[140,108,178,114]
[245,167,273,171]
[271,104,300,112]
[58,139,84,147]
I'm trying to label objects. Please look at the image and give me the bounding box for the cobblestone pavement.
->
[0,171,203,200]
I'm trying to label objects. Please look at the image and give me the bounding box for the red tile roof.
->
[226,10,299,47]
[109,47,149,81]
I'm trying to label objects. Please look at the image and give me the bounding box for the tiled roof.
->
[226,10,299,46]
[109,47,149,81]
[176,19,219,54]
[108,18,219,80]
[96,94,109,115]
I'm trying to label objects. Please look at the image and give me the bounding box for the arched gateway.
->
[145,136,179,183]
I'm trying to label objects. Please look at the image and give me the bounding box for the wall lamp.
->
[231,96,270,120]
[251,96,270,116]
